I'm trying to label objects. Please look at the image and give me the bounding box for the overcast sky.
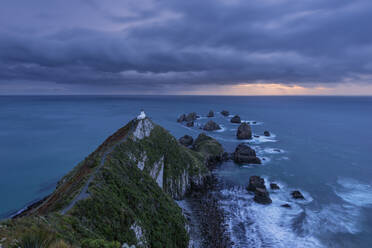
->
[1,0,372,95]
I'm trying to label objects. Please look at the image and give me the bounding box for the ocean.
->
[1,95,371,247]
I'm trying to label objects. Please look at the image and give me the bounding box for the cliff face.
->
[0,117,223,248]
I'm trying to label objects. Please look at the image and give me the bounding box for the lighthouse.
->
[137,109,146,120]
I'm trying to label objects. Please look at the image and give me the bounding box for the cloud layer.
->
[1,0,372,93]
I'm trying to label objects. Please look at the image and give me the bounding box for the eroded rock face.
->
[221,110,229,116]
[133,118,154,140]
[236,123,252,139]
[179,135,194,147]
[247,176,272,204]
[150,156,164,189]
[254,188,272,204]
[230,115,241,123]
[291,190,305,199]
[203,120,221,131]
[233,143,261,164]
[207,110,214,117]
[247,176,265,192]
[130,222,147,247]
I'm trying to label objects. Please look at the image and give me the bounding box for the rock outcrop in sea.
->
[207,110,214,117]
[233,143,261,164]
[0,115,224,248]
[203,120,221,131]
[236,122,252,139]
[177,112,199,123]
[220,110,229,116]
[247,176,272,204]
[230,115,241,123]
[291,190,305,199]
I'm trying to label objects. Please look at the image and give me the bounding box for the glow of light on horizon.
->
[179,83,372,95]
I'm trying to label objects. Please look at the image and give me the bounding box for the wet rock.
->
[270,183,280,190]
[236,123,252,140]
[177,114,186,122]
[233,144,261,164]
[291,190,305,199]
[230,115,241,123]
[179,135,194,147]
[254,188,272,204]
[186,121,194,127]
[247,176,272,204]
[264,131,270,137]
[185,112,198,122]
[203,120,221,131]
[247,176,265,192]
[221,110,229,116]
[254,135,260,138]
[207,110,214,117]
[281,204,291,208]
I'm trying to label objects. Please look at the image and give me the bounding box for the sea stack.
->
[247,176,272,204]
[207,110,214,117]
[236,122,252,139]
[221,110,229,116]
[230,115,241,123]
[234,143,261,164]
[203,120,221,131]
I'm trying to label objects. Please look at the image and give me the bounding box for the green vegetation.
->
[0,118,223,248]
[193,133,224,159]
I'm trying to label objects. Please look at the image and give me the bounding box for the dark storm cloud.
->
[1,0,372,92]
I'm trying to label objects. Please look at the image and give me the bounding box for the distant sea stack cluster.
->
[177,110,266,165]
[176,110,306,207]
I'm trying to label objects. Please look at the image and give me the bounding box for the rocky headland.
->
[0,115,226,248]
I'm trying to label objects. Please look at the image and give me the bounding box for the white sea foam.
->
[252,146,285,156]
[258,156,271,164]
[334,178,372,207]
[215,125,226,132]
[218,186,323,248]
[277,156,290,161]
[197,116,207,120]
[218,178,364,248]
[247,134,278,144]
[264,148,285,154]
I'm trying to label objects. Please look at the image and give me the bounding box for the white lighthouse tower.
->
[137,109,146,120]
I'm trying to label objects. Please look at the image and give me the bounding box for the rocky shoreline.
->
[185,173,232,248]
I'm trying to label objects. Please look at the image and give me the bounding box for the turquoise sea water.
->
[0,95,371,247]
